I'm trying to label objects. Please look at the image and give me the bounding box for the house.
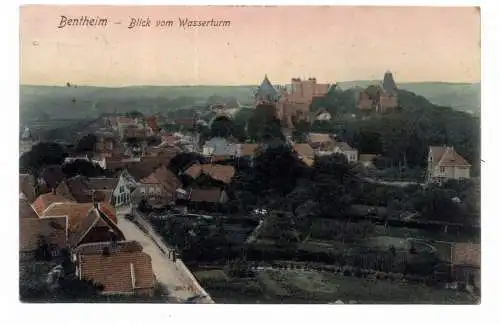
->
[31,191,73,216]
[426,146,471,183]
[113,173,132,207]
[94,136,119,158]
[333,142,358,163]
[20,173,38,203]
[19,216,68,261]
[56,176,118,204]
[41,202,124,248]
[185,188,229,211]
[73,241,156,296]
[133,165,182,205]
[307,133,335,149]
[203,137,238,162]
[184,164,236,186]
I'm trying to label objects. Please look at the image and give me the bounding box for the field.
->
[195,268,478,304]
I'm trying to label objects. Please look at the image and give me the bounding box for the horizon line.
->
[20,80,481,88]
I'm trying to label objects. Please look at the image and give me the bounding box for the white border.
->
[3,1,498,325]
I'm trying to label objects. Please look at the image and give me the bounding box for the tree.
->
[19,142,68,176]
[413,188,463,223]
[126,110,143,118]
[169,152,204,175]
[246,103,284,142]
[75,134,98,153]
[209,116,234,138]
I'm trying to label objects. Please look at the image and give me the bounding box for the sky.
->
[19,6,481,86]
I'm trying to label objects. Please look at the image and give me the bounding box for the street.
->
[115,207,196,303]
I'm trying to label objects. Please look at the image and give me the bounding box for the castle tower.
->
[382,70,398,94]
[254,75,280,104]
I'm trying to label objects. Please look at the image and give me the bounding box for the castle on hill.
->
[357,71,399,114]
[254,75,331,129]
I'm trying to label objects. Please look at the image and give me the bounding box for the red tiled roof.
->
[42,202,120,247]
[436,147,471,167]
[184,164,235,184]
[293,143,314,158]
[430,146,471,168]
[308,133,333,144]
[140,165,181,192]
[19,216,68,252]
[78,242,155,294]
[32,192,73,216]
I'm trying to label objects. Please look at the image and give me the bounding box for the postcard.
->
[19,5,480,304]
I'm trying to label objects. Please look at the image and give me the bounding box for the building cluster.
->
[357,71,399,114]
[19,70,476,299]
[254,75,331,129]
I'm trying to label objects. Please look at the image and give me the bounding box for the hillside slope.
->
[20,81,480,122]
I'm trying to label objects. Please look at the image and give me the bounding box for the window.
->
[440,167,445,173]
[119,186,124,193]
[140,188,146,194]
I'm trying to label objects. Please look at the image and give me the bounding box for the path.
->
[115,207,194,302]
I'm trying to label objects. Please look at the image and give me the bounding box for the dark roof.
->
[255,75,280,101]
[126,161,163,181]
[42,202,122,248]
[57,176,117,203]
[74,240,143,255]
[382,71,397,94]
